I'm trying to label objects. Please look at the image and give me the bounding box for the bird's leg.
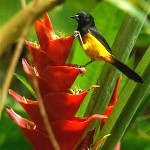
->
[74,31,84,46]
[74,31,94,67]
[83,59,95,67]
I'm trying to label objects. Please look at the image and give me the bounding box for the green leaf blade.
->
[14,73,35,98]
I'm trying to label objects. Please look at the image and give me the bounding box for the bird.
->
[70,11,144,84]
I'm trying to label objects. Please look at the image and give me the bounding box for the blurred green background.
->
[0,0,150,149]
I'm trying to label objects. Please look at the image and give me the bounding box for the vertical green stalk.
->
[95,46,150,146]
[101,63,150,150]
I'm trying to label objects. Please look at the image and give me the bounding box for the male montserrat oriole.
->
[71,12,144,84]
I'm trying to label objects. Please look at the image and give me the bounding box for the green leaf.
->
[14,73,35,98]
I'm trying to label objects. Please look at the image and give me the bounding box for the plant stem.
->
[102,63,150,150]
[98,46,150,141]
[94,46,150,146]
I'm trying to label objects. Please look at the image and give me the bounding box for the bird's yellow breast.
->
[79,32,112,62]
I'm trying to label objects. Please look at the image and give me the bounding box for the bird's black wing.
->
[89,27,112,54]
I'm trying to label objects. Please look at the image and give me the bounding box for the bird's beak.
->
[70,15,79,20]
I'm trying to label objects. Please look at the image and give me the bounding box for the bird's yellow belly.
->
[79,32,112,62]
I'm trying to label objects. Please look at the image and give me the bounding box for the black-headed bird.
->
[70,12,144,84]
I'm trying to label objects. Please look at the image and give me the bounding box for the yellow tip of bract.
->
[32,41,40,49]
[34,67,39,76]
[23,96,28,104]
[103,134,111,139]
[25,122,31,129]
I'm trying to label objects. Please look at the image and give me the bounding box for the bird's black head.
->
[70,12,95,27]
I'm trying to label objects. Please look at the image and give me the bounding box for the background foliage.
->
[0,0,150,149]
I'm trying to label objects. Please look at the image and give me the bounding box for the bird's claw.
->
[74,31,80,37]
[74,31,84,46]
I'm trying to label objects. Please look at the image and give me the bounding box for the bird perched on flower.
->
[71,11,144,84]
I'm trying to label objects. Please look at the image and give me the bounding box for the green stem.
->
[101,63,150,150]
[99,46,150,135]
[95,46,150,145]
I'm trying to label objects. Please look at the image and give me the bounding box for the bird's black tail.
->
[109,56,144,84]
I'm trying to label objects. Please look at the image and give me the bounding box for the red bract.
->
[7,13,106,150]
[6,107,105,150]
[6,107,56,150]
[9,85,98,130]
[34,13,75,66]
[108,76,121,106]
[25,41,56,75]
[116,141,121,150]
[22,59,86,97]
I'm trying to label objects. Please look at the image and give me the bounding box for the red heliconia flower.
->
[7,12,107,150]
[6,107,106,150]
